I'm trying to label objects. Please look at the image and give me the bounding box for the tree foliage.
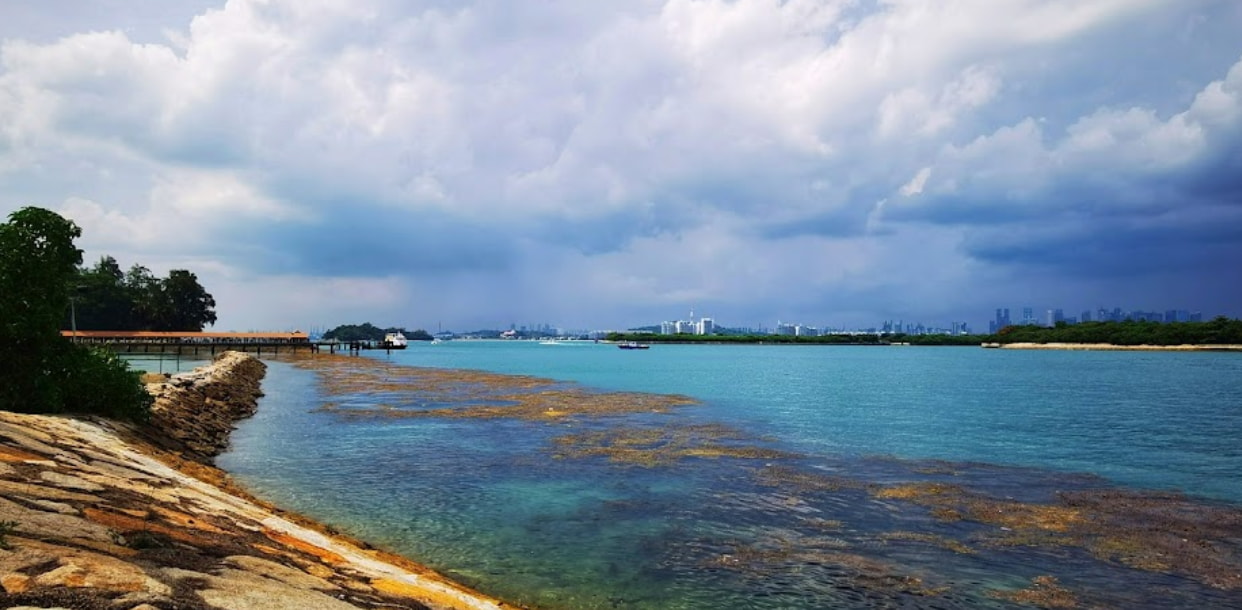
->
[0,207,152,419]
[71,258,217,331]
[0,207,85,410]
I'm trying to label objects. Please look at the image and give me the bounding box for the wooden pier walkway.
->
[59,331,409,356]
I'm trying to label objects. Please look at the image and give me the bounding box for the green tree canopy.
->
[0,207,152,419]
[0,208,83,410]
[70,260,218,332]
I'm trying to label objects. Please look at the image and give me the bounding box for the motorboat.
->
[383,332,409,349]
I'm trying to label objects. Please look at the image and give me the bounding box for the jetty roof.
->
[60,330,309,340]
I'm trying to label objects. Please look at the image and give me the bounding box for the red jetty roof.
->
[60,331,309,340]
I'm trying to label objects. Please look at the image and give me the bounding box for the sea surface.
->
[215,341,1242,609]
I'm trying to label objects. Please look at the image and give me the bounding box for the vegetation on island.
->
[989,318,1242,345]
[0,207,152,420]
[609,318,1242,347]
[323,322,433,342]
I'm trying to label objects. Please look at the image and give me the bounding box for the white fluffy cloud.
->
[2,0,1240,330]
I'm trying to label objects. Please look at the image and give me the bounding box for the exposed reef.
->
[300,353,699,420]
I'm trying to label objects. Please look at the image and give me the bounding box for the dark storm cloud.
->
[255,207,516,277]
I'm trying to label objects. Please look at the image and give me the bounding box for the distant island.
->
[608,318,1242,348]
[323,322,433,342]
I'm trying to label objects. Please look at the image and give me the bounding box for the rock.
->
[1,572,32,592]
[222,555,339,591]
[0,546,59,574]
[38,470,105,492]
[0,496,114,543]
[28,545,167,594]
[197,569,360,610]
[146,352,267,463]
[29,499,79,515]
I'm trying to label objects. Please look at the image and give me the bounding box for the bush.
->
[61,345,153,422]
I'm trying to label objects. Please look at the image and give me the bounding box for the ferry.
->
[383,332,408,349]
[617,342,650,350]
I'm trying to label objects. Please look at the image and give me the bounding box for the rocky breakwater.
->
[0,351,514,610]
[142,351,268,462]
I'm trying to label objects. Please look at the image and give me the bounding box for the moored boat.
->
[383,332,408,349]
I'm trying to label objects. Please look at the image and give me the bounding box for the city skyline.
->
[2,2,1240,331]
[365,302,1223,339]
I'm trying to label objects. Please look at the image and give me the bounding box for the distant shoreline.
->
[983,342,1242,352]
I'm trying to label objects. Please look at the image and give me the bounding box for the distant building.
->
[1021,307,1038,326]
[662,313,715,335]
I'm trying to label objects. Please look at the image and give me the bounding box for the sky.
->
[1,0,1240,333]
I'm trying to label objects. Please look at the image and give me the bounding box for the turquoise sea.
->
[214,342,1242,608]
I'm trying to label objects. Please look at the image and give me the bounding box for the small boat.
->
[617,342,650,350]
[383,332,408,349]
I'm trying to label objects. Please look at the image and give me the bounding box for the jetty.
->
[59,331,407,355]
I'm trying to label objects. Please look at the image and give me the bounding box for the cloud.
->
[2,0,1241,330]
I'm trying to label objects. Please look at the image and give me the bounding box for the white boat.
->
[383,332,408,349]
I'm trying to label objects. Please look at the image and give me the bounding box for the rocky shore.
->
[0,351,515,610]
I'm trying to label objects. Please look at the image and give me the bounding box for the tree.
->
[159,269,217,331]
[0,207,151,419]
[74,256,136,330]
[124,264,165,330]
[0,208,83,410]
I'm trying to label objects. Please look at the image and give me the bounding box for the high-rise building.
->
[696,317,715,335]
[993,308,1012,331]
[1020,307,1034,325]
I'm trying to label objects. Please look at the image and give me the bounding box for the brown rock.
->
[28,546,167,594]
[1,572,32,593]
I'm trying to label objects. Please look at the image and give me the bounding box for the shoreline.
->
[983,342,1242,351]
[0,351,516,610]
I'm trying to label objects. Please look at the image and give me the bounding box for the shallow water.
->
[219,342,1242,608]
